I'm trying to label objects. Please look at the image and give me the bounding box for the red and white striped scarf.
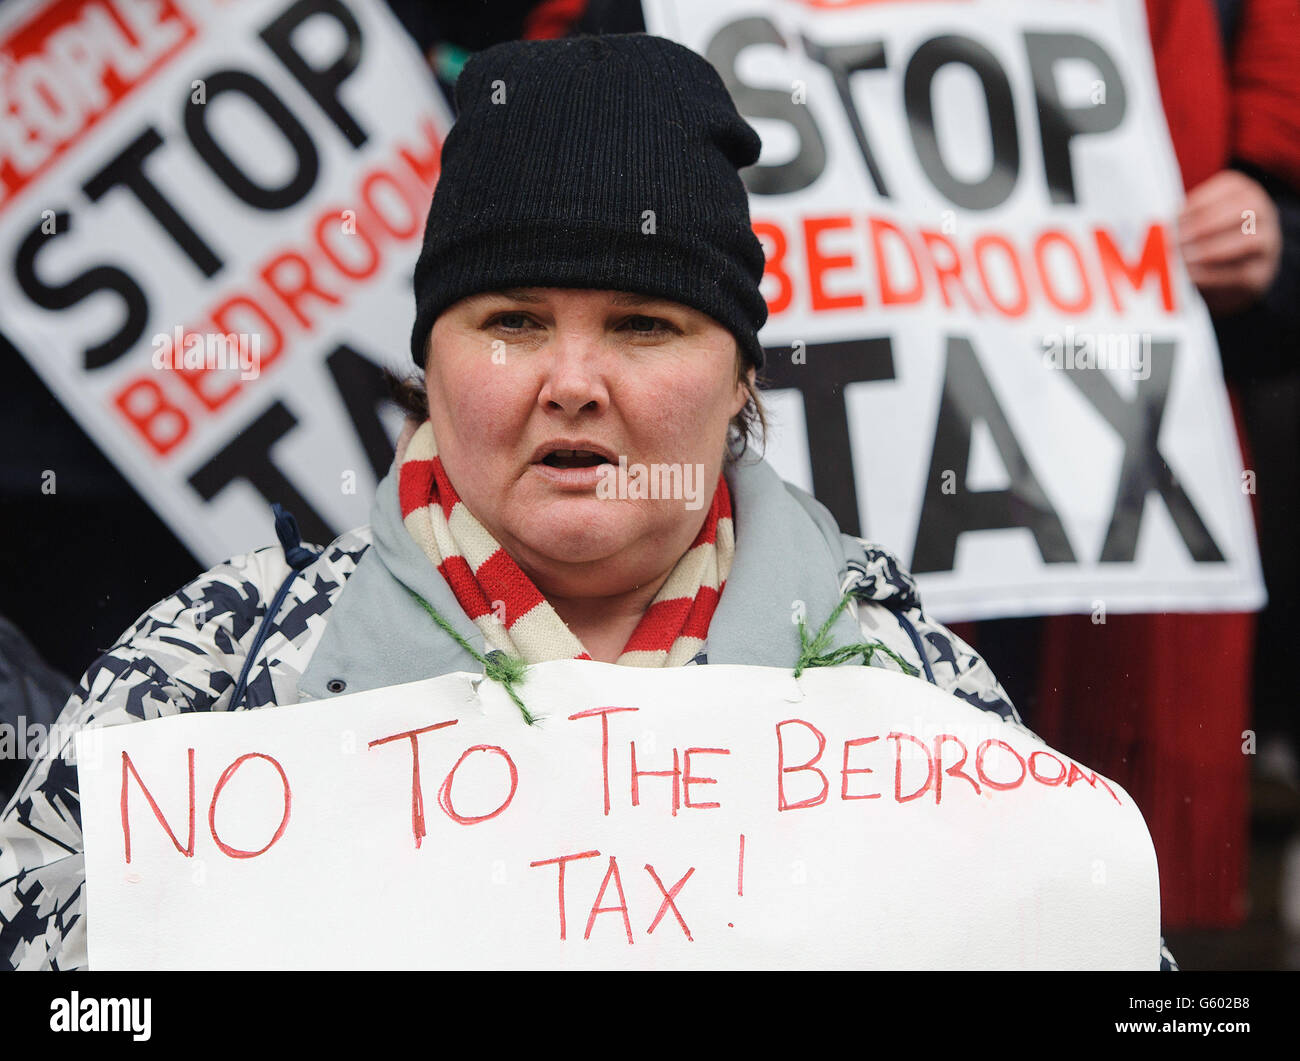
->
[397,420,734,667]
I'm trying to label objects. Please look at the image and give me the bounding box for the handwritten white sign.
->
[77,662,1160,969]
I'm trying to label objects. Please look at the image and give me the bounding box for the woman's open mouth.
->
[540,449,612,469]
[531,442,618,488]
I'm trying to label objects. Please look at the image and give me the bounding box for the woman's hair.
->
[386,340,769,462]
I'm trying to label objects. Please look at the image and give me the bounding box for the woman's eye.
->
[486,312,535,332]
[621,315,674,335]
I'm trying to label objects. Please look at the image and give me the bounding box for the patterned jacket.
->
[0,455,1170,969]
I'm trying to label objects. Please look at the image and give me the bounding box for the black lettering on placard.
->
[325,343,397,480]
[183,71,319,210]
[82,127,223,278]
[1061,341,1225,562]
[706,17,827,196]
[800,35,890,197]
[189,401,334,546]
[903,36,1019,211]
[912,336,1074,572]
[13,212,148,371]
[1023,33,1127,205]
[261,0,368,149]
[761,337,896,538]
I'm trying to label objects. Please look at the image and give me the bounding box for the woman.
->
[1,33,1078,970]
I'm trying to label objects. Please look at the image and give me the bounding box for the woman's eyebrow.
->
[474,288,544,304]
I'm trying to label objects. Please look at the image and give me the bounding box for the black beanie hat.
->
[409,33,768,370]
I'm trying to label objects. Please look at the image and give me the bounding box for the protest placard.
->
[77,661,1160,969]
[0,0,451,558]
[645,0,1264,620]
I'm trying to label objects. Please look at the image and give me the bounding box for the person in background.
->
[1028,0,1300,943]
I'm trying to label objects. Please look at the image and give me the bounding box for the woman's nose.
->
[537,328,610,416]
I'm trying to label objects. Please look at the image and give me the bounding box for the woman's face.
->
[423,288,749,599]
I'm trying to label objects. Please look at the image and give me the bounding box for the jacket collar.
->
[299,455,861,700]
[706,456,859,666]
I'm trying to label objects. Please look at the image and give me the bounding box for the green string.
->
[793,589,919,680]
[405,587,537,726]
[408,584,914,720]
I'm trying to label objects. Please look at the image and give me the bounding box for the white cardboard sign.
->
[77,661,1160,969]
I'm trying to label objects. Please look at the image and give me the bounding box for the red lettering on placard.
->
[888,732,935,803]
[1029,750,1067,786]
[737,833,746,897]
[315,206,380,281]
[726,215,1176,322]
[644,864,695,941]
[804,215,864,311]
[120,748,195,862]
[1066,762,1122,804]
[209,294,285,369]
[207,753,291,859]
[112,378,189,456]
[840,736,882,800]
[754,220,793,315]
[169,367,230,415]
[361,170,421,239]
[368,719,459,848]
[1034,229,1092,314]
[682,747,729,810]
[630,742,680,816]
[436,744,518,825]
[776,719,829,811]
[918,229,980,312]
[0,0,196,211]
[972,234,1029,317]
[870,217,923,305]
[568,706,638,816]
[259,251,341,330]
[1095,223,1175,313]
[975,739,1027,791]
[585,855,634,944]
[530,849,600,941]
[398,116,443,190]
[933,733,981,803]
[169,328,242,413]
